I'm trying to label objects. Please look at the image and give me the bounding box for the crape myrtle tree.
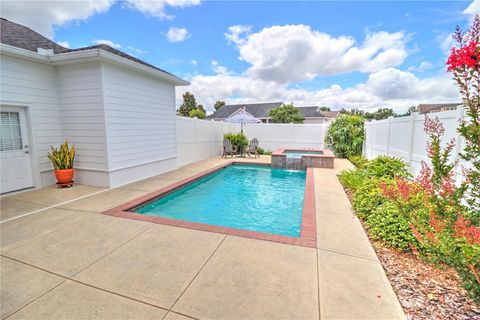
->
[446,14,480,218]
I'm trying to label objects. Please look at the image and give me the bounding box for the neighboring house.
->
[207,102,339,124]
[417,103,462,114]
[0,18,188,194]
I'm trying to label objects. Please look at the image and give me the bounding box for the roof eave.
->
[0,43,49,62]
[0,44,189,86]
[51,49,189,86]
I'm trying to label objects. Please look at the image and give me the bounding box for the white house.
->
[0,18,188,194]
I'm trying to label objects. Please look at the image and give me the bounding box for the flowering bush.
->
[381,113,480,302]
[446,14,480,219]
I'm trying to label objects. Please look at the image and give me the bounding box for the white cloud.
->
[93,39,122,49]
[225,24,409,83]
[124,0,201,20]
[178,67,459,112]
[464,0,480,18]
[408,60,433,72]
[191,59,197,66]
[0,0,114,38]
[166,27,190,42]
[0,0,201,39]
[57,41,70,48]
[224,25,251,45]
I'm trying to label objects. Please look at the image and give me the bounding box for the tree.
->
[405,106,417,116]
[268,103,304,123]
[446,14,480,219]
[189,108,206,119]
[197,104,206,113]
[213,100,226,111]
[177,92,198,116]
[325,115,365,158]
[340,108,365,117]
[318,106,331,111]
[372,108,395,120]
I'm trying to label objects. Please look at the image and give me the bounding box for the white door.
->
[0,107,34,193]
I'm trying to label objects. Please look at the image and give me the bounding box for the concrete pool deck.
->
[0,156,405,320]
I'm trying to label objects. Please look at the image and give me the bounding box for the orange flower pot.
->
[54,169,74,184]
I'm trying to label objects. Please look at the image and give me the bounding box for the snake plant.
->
[47,140,76,170]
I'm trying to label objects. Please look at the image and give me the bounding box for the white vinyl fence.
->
[363,107,467,180]
[176,116,328,167]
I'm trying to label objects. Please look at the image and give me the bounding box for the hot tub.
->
[271,148,335,170]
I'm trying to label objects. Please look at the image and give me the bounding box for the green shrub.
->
[366,202,418,251]
[325,115,365,158]
[348,155,369,169]
[188,108,206,119]
[364,156,410,179]
[352,179,390,218]
[338,169,368,192]
[257,147,272,155]
[224,132,248,149]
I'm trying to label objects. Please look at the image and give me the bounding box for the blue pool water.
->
[283,150,323,158]
[135,164,306,237]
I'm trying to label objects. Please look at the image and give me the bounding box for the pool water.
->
[283,150,323,158]
[135,164,306,237]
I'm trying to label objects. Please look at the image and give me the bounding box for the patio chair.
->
[245,138,259,158]
[222,139,237,158]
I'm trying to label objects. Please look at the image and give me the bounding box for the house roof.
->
[0,17,180,80]
[207,102,284,119]
[298,106,339,118]
[417,103,461,114]
[207,102,339,119]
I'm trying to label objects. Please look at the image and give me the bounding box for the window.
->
[0,112,22,151]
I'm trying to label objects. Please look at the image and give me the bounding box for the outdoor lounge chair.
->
[245,138,259,158]
[222,139,237,158]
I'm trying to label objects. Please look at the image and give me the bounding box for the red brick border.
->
[102,162,317,248]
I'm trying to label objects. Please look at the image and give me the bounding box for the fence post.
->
[194,117,199,162]
[211,120,216,157]
[371,119,376,158]
[386,116,393,156]
[453,106,465,181]
[290,122,294,148]
[407,112,418,174]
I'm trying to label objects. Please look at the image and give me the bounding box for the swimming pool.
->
[134,164,306,237]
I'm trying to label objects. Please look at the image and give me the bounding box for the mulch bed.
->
[343,188,479,320]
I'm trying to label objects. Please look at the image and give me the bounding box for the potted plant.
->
[47,140,76,186]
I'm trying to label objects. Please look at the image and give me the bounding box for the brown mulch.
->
[343,187,480,320]
[372,241,479,320]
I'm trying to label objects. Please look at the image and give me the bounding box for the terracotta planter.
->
[54,169,74,184]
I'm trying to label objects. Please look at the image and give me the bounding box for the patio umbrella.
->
[224,107,261,133]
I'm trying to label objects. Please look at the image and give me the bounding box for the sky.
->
[2,0,479,112]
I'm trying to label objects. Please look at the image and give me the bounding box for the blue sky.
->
[2,0,479,111]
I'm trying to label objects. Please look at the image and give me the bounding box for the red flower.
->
[454,215,480,245]
[446,40,479,72]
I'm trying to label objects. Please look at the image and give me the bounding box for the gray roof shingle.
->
[207,102,339,119]
[0,17,176,77]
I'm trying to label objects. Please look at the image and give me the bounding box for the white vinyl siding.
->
[0,55,63,174]
[101,62,177,171]
[57,62,108,171]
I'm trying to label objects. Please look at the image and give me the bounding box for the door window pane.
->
[0,112,23,151]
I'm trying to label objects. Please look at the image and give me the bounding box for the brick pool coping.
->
[101,161,317,248]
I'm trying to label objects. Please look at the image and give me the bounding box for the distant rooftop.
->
[207,102,339,119]
[417,103,462,114]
